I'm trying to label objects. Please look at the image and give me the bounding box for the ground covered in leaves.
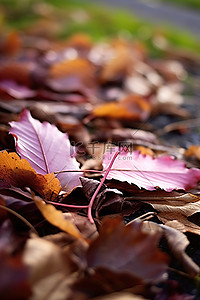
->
[1,3,200,300]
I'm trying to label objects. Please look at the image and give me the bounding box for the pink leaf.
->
[0,80,36,99]
[103,149,200,192]
[9,109,81,192]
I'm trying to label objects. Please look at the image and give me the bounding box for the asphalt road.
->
[86,0,200,38]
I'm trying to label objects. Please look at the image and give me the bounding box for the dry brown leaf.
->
[87,217,169,283]
[0,62,34,87]
[0,151,61,200]
[93,94,151,121]
[23,236,75,300]
[34,196,85,240]
[63,213,98,240]
[71,267,143,299]
[150,60,186,81]
[143,221,199,275]
[99,39,134,82]
[144,197,200,235]
[94,292,148,300]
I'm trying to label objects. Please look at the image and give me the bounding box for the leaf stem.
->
[88,151,120,224]
[45,200,89,209]
[54,169,103,174]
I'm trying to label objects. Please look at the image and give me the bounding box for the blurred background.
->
[0,0,200,56]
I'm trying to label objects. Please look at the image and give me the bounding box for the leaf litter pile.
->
[1,17,200,300]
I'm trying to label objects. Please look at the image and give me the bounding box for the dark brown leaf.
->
[87,217,169,283]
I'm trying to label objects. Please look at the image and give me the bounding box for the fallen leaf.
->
[143,221,199,275]
[81,177,124,219]
[0,220,31,300]
[1,31,21,56]
[146,197,200,235]
[0,61,34,87]
[0,151,61,200]
[93,94,151,121]
[103,149,200,191]
[66,33,93,51]
[185,145,200,161]
[0,251,31,300]
[9,109,82,192]
[99,39,135,83]
[87,217,169,283]
[23,235,75,300]
[47,58,96,92]
[161,223,200,275]
[63,212,98,240]
[34,196,84,240]
[94,128,157,144]
[0,80,36,99]
[94,293,148,300]
[71,267,143,299]
[151,59,186,81]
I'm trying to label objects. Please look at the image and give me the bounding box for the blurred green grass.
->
[0,0,200,56]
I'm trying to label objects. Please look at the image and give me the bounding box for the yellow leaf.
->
[34,197,84,240]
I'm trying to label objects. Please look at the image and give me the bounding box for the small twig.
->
[0,204,38,235]
[168,267,195,279]
[125,212,157,226]
[156,118,200,136]
[88,151,120,224]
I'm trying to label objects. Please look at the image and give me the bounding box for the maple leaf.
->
[0,151,60,200]
[87,217,169,283]
[9,109,82,193]
[103,149,200,192]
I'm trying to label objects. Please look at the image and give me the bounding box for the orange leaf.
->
[99,39,134,83]
[66,33,93,50]
[34,197,84,240]
[1,31,22,56]
[185,145,200,161]
[0,151,60,200]
[93,94,151,121]
[49,58,96,88]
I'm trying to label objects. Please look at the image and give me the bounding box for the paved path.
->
[86,0,200,38]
